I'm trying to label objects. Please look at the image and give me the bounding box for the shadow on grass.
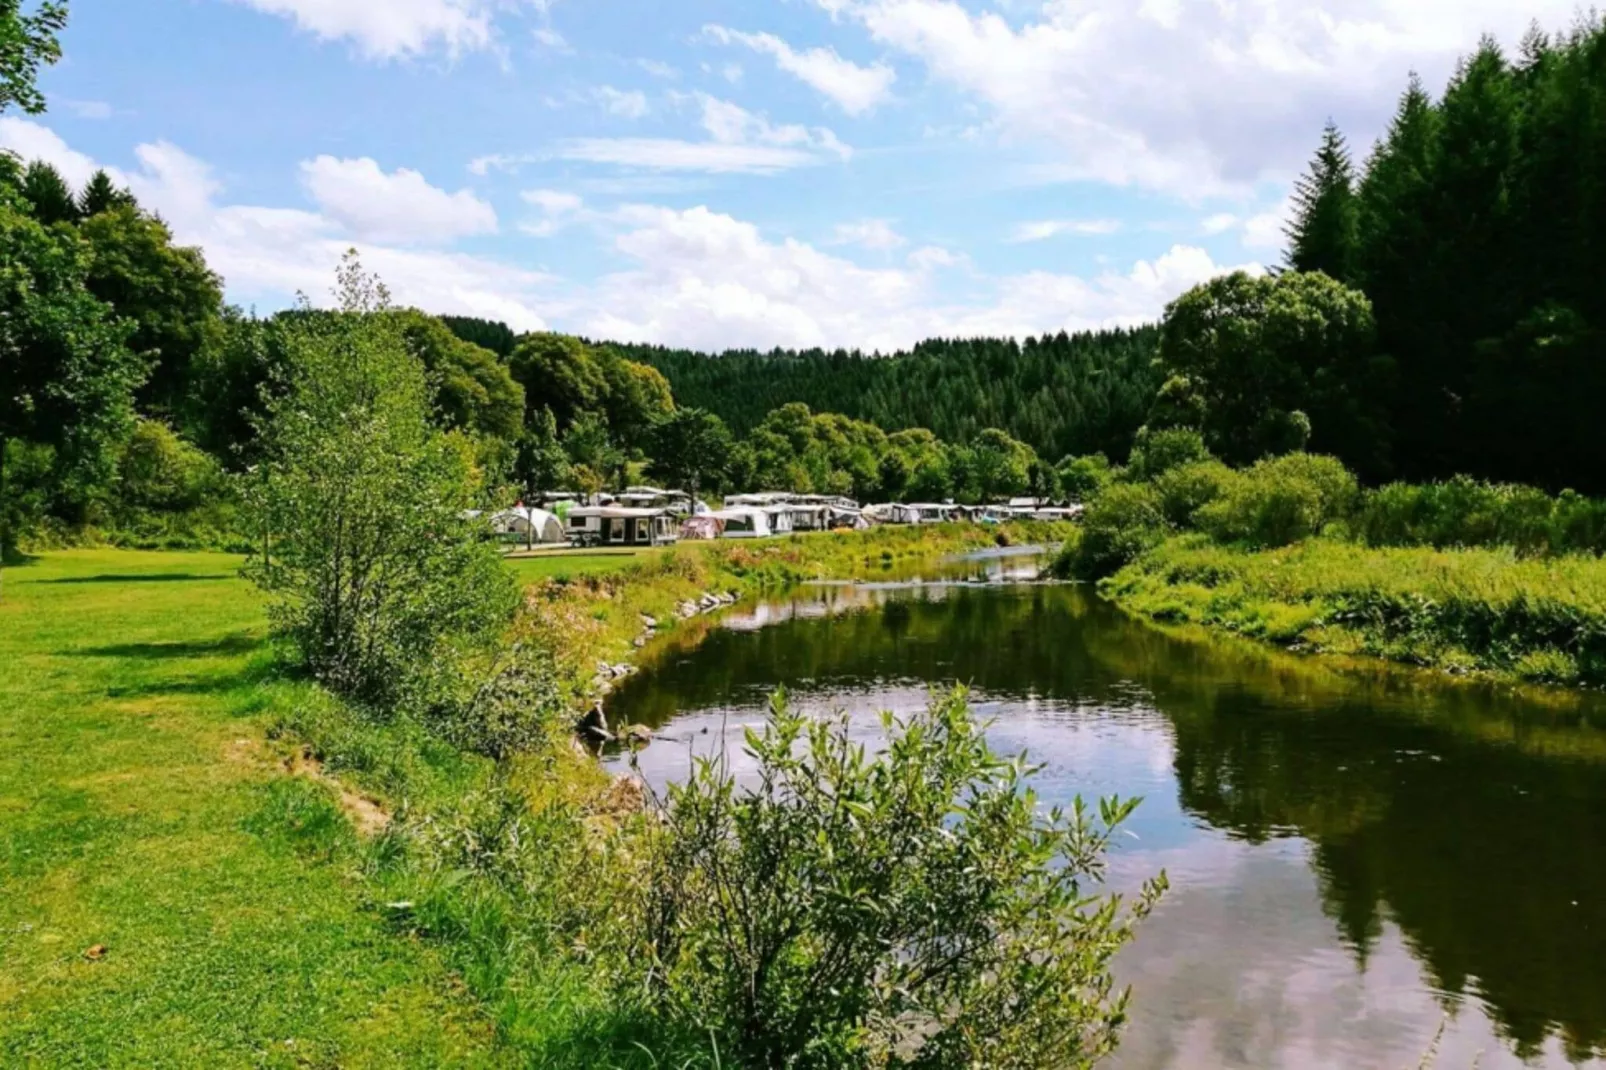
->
[44,572,234,585]
[73,634,265,660]
[104,672,261,700]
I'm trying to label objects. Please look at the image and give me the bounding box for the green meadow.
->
[0,550,517,1067]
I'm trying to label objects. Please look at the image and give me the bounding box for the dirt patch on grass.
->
[224,737,391,837]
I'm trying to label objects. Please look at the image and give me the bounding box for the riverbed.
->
[604,554,1606,1069]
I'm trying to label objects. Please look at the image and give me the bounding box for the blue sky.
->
[0,0,1567,351]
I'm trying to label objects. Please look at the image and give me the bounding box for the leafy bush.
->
[1154,459,1236,527]
[1060,482,1168,579]
[1055,452,1114,503]
[119,418,224,510]
[436,641,573,760]
[635,689,1164,1070]
[1126,426,1212,481]
[1196,453,1358,549]
[1356,476,1605,557]
[245,257,518,712]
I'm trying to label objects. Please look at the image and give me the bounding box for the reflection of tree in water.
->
[610,584,1606,1062]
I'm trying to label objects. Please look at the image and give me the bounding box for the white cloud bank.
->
[821,0,1580,197]
[1,121,1260,352]
[300,156,498,245]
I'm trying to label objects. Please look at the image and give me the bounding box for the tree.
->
[19,159,76,225]
[969,427,1037,502]
[1285,121,1360,284]
[649,407,732,498]
[78,204,224,418]
[392,310,524,442]
[601,355,675,450]
[77,169,135,217]
[514,406,570,500]
[1154,271,1386,468]
[0,0,67,116]
[507,332,608,429]
[245,254,516,708]
[0,196,140,588]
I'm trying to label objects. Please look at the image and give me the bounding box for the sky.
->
[0,0,1578,352]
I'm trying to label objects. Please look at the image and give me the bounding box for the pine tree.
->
[1285,121,1359,284]
[77,169,136,217]
[20,159,78,225]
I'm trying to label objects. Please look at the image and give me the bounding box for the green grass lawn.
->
[0,550,508,1068]
[506,547,661,583]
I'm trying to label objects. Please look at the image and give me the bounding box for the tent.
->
[492,506,566,546]
[681,515,725,541]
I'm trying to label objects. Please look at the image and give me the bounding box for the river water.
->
[604,552,1606,1069]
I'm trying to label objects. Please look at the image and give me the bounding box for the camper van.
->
[567,507,680,547]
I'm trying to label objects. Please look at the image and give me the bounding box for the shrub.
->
[1196,453,1357,549]
[1060,482,1167,579]
[635,690,1164,1070]
[1126,427,1212,482]
[1154,460,1237,527]
[245,256,517,712]
[1356,476,1602,557]
[1056,452,1114,503]
[435,641,573,760]
[119,418,223,511]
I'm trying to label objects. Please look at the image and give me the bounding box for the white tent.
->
[492,506,566,545]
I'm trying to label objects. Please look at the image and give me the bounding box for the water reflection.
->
[606,580,1606,1068]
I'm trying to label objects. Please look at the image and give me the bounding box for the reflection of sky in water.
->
[607,581,1606,1069]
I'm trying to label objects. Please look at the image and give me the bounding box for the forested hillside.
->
[606,329,1163,466]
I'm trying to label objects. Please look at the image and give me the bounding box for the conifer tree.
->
[19,159,77,225]
[77,169,135,217]
[1285,121,1360,284]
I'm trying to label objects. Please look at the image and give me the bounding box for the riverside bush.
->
[1195,453,1358,549]
[635,689,1165,1069]
[1356,477,1606,557]
[245,257,518,713]
[1060,482,1168,578]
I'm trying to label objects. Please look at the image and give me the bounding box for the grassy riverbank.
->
[2,523,1057,1066]
[524,523,1056,698]
[1102,535,1606,687]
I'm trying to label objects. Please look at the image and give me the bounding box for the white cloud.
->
[1200,212,1240,235]
[532,26,570,51]
[556,94,851,174]
[555,139,823,175]
[230,0,531,60]
[594,85,650,119]
[577,203,1258,351]
[637,59,679,79]
[2,120,553,327]
[831,219,907,250]
[520,188,585,236]
[1009,218,1121,242]
[1,121,1260,355]
[705,25,896,115]
[300,156,497,245]
[1242,195,1295,249]
[0,117,113,187]
[823,0,1579,197]
[907,245,962,271]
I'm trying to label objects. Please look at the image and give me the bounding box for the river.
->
[603,551,1606,1069]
